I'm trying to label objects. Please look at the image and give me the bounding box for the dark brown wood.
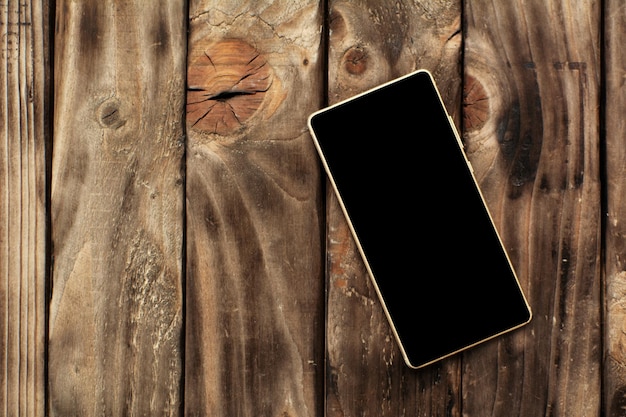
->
[184,2,325,415]
[324,0,463,415]
[0,1,49,416]
[48,1,186,415]
[463,0,602,415]
[604,1,626,415]
[0,0,617,414]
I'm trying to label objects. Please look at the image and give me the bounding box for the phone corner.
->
[524,306,533,325]
[402,356,421,370]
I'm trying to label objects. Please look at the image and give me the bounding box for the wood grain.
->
[49,1,186,415]
[463,0,602,415]
[324,0,463,415]
[184,1,324,415]
[0,1,49,416]
[604,1,626,415]
[0,1,614,414]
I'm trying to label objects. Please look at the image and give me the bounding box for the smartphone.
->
[308,70,531,369]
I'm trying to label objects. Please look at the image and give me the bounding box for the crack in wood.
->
[186,39,274,135]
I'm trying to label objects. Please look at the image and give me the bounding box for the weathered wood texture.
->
[49,1,186,415]
[463,0,601,416]
[0,0,620,415]
[324,1,463,415]
[184,1,325,416]
[604,1,626,415]
[0,1,49,416]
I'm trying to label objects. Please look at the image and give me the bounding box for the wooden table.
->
[1,0,620,415]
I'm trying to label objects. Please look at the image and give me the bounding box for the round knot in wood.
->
[463,74,489,132]
[343,46,368,75]
[187,39,273,135]
[97,97,126,130]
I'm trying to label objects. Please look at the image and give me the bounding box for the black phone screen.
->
[308,70,531,369]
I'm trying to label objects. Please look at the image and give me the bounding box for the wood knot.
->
[343,46,368,75]
[97,97,126,130]
[186,39,273,135]
[463,74,489,132]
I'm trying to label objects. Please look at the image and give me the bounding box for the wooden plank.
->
[324,1,463,415]
[48,1,186,415]
[462,0,602,415]
[0,1,49,416]
[184,1,325,415]
[604,1,626,415]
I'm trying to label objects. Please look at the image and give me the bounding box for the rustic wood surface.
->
[0,0,621,416]
[184,1,324,416]
[0,1,49,416]
[462,1,602,416]
[605,0,626,415]
[49,0,186,415]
